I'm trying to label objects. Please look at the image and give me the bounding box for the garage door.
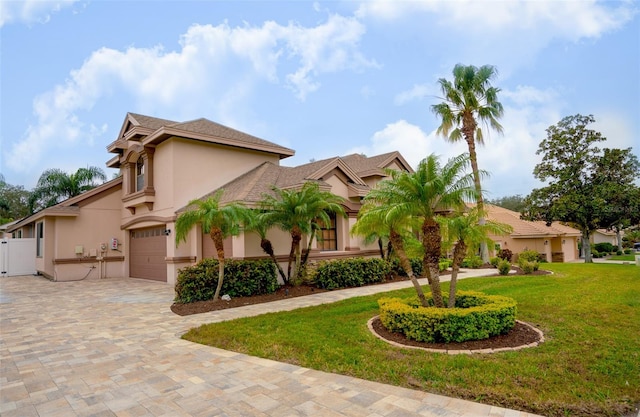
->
[130,227,167,281]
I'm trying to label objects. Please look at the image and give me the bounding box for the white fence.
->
[0,239,36,277]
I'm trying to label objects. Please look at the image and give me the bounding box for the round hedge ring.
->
[378,291,517,343]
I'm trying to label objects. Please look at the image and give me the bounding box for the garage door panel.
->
[130,227,167,282]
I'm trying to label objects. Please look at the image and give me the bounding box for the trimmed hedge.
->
[378,291,517,343]
[314,258,391,290]
[175,258,278,303]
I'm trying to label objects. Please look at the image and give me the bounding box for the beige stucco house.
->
[8,113,411,284]
[485,204,581,262]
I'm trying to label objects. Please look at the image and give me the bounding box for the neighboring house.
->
[8,112,411,284]
[590,229,620,247]
[484,204,581,262]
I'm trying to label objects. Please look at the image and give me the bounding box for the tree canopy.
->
[29,166,107,212]
[522,114,640,262]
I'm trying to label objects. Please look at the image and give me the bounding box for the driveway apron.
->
[0,275,541,417]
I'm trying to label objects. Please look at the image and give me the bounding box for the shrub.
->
[592,250,601,258]
[378,291,517,343]
[624,249,632,255]
[520,260,538,274]
[594,242,615,254]
[391,257,423,277]
[498,259,511,275]
[518,249,544,263]
[314,258,391,290]
[490,257,500,268]
[616,250,623,256]
[175,258,278,303]
[461,255,483,269]
[439,258,452,272]
[497,248,513,262]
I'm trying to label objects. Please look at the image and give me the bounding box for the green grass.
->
[608,253,637,261]
[183,263,640,417]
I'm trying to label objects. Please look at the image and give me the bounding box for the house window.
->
[36,222,43,257]
[317,213,337,251]
[136,158,145,192]
[13,230,22,239]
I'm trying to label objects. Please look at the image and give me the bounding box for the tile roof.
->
[485,204,581,238]
[177,151,411,212]
[128,113,178,129]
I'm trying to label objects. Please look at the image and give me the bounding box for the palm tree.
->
[258,182,346,284]
[240,208,287,283]
[30,166,107,212]
[364,153,478,308]
[440,207,512,308]
[355,198,429,306]
[350,210,392,260]
[432,64,504,263]
[175,190,244,301]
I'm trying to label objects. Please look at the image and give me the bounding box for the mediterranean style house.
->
[7,112,582,283]
[7,113,412,283]
[484,204,581,262]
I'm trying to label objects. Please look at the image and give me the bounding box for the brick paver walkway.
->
[1,272,542,416]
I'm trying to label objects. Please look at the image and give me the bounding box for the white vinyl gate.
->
[0,239,36,277]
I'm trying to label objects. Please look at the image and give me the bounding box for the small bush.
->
[498,259,511,275]
[594,242,615,254]
[439,258,452,272]
[175,258,278,303]
[520,260,538,274]
[461,255,483,269]
[490,257,500,267]
[624,249,632,255]
[497,248,513,262]
[378,291,517,343]
[519,250,544,263]
[592,250,601,258]
[314,258,391,290]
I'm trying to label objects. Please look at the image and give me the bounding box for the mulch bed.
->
[170,265,550,317]
[370,317,542,351]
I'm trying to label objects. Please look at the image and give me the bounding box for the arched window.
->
[136,158,145,192]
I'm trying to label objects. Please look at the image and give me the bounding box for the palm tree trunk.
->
[377,238,384,259]
[260,238,287,282]
[299,226,317,276]
[288,226,302,283]
[211,228,225,301]
[463,119,489,263]
[390,229,429,307]
[422,219,444,308]
[448,240,467,308]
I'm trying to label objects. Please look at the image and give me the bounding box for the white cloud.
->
[356,0,636,40]
[6,16,375,173]
[0,0,79,27]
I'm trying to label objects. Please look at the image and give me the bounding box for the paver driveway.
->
[0,275,541,417]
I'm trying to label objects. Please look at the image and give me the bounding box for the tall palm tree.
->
[432,64,504,262]
[350,210,392,260]
[30,166,107,211]
[364,153,478,308]
[439,207,512,308]
[258,182,346,284]
[175,190,244,301]
[240,207,287,283]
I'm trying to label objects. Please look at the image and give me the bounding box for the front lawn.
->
[183,263,640,417]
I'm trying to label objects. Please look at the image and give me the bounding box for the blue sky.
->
[1,0,638,199]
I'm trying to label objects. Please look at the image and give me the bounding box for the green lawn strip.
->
[608,254,637,261]
[182,263,640,417]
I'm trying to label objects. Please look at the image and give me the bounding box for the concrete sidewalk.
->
[1,271,542,417]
